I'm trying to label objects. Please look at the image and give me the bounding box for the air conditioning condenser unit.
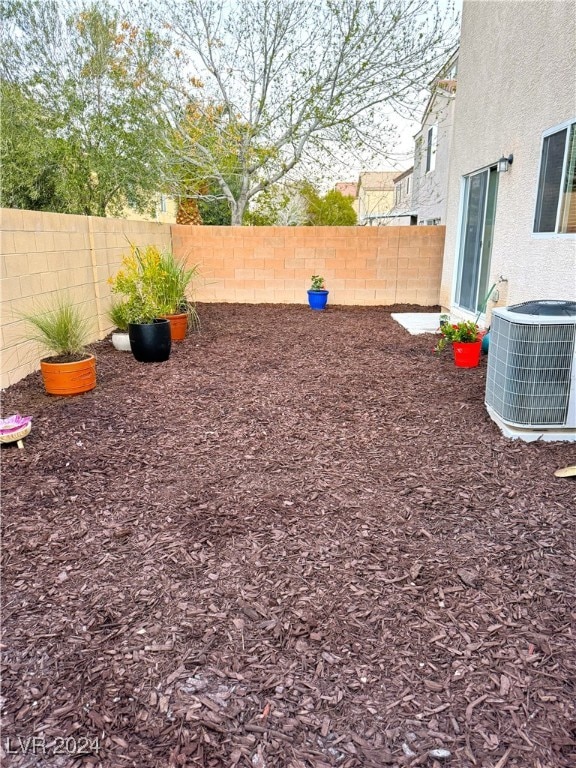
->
[485,300,576,440]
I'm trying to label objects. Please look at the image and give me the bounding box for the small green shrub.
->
[108,244,200,325]
[108,300,131,332]
[310,275,325,291]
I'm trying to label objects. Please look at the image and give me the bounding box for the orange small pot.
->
[40,354,96,396]
[163,312,188,342]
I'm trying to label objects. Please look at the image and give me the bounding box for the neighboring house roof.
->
[418,49,459,131]
[393,167,414,184]
[357,171,397,194]
[335,182,357,198]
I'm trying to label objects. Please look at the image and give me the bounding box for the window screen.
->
[534,122,576,234]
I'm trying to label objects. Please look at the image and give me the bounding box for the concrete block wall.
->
[172,225,445,306]
[0,209,171,389]
[1,210,444,389]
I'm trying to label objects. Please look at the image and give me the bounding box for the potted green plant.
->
[435,318,483,368]
[23,295,96,395]
[108,300,131,352]
[307,274,329,310]
[155,250,200,341]
[108,245,171,363]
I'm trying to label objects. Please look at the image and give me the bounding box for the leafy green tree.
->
[303,187,357,226]
[0,83,68,211]
[247,182,356,226]
[163,0,458,225]
[245,185,308,226]
[1,0,170,216]
[197,182,233,225]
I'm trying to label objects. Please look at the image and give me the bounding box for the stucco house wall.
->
[388,169,415,226]
[356,172,396,225]
[440,0,576,318]
[412,57,457,225]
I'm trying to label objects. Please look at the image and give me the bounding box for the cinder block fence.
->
[0,208,445,388]
[172,225,444,307]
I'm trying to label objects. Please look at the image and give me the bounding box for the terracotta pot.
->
[40,354,96,396]
[162,312,188,341]
[452,340,482,368]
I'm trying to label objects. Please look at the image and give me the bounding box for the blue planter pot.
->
[307,289,329,310]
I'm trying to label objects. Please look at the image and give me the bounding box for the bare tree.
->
[162,0,458,225]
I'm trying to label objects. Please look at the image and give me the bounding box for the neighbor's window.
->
[395,185,401,205]
[425,125,437,173]
[534,120,576,233]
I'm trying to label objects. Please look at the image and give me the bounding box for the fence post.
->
[87,215,106,337]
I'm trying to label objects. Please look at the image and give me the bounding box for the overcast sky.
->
[333,0,462,186]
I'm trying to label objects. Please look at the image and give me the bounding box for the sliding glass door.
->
[456,167,498,313]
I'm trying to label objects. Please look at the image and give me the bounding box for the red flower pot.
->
[452,340,482,368]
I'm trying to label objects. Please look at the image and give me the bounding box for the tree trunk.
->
[176,198,203,225]
[230,197,247,226]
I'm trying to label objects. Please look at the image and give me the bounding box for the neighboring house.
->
[335,181,359,217]
[122,194,178,224]
[356,171,397,225]
[440,0,576,322]
[387,167,416,226]
[335,182,357,199]
[411,52,458,225]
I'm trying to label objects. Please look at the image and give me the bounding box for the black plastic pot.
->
[128,319,171,363]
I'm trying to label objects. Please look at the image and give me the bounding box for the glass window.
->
[426,125,437,173]
[534,121,576,233]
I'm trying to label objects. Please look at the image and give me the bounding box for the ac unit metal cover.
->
[485,302,576,429]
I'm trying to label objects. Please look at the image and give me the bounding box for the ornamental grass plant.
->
[23,295,91,362]
[155,250,200,330]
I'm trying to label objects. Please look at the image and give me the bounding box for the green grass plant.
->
[156,250,199,315]
[23,295,91,358]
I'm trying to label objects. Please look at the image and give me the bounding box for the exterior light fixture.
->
[497,154,514,173]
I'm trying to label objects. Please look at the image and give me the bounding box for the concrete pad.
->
[391,312,441,335]
[486,406,576,443]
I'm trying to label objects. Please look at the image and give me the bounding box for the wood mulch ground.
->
[1,303,575,768]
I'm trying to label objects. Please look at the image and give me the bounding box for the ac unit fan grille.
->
[486,317,576,426]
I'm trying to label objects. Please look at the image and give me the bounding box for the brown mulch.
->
[1,302,575,768]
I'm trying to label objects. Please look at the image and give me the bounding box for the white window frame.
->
[532,117,576,238]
